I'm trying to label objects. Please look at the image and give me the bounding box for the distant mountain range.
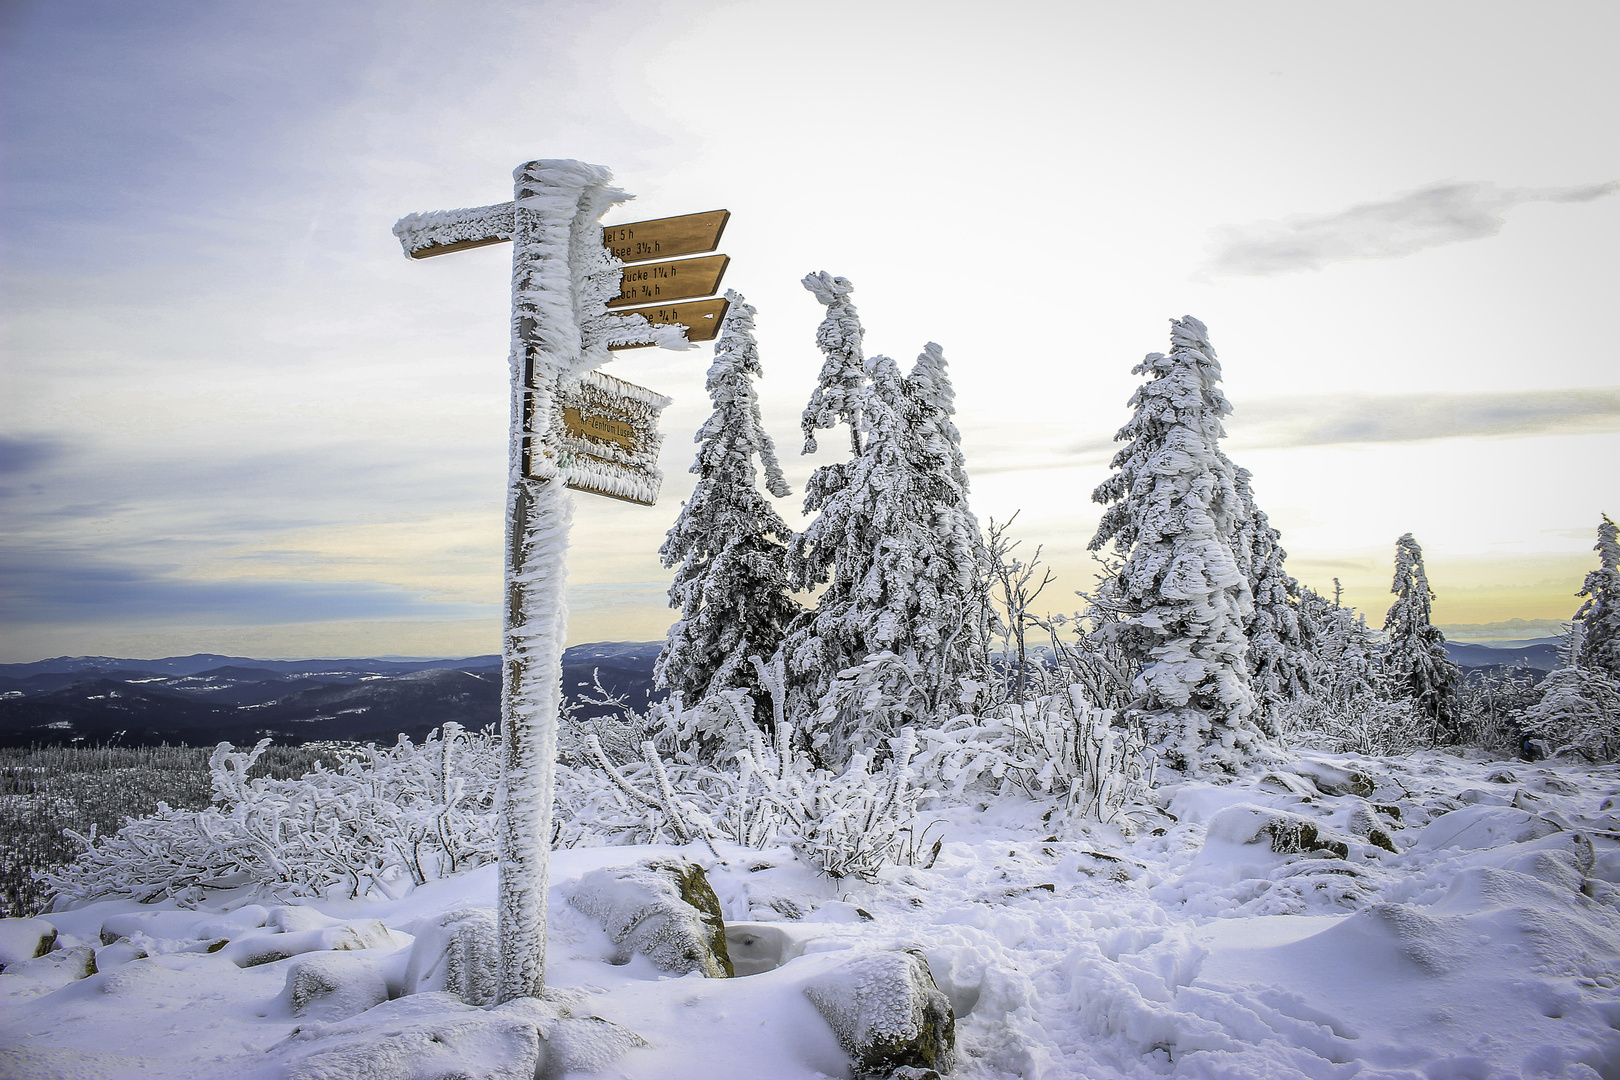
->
[1443,640,1560,672]
[0,643,664,748]
[0,637,1560,748]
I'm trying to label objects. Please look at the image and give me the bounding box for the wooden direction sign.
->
[602,209,728,264]
[530,370,671,505]
[607,254,729,308]
[402,206,729,265]
[611,297,730,348]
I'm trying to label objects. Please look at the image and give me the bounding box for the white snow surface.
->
[5,750,1620,1079]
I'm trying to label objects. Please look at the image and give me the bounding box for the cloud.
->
[1227,387,1620,449]
[0,545,494,625]
[0,434,65,475]
[1436,618,1570,642]
[1205,180,1618,277]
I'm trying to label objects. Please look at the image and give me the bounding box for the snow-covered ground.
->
[4,748,1619,1080]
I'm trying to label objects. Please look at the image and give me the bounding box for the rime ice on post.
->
[393,160,686,1003]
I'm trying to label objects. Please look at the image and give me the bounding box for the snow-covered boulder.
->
[1345,802,1399,852]
[568,858,734,978]
[0,943,95,996]
[403,908,499,1005]
[1205,803,1351,858]
[285,952,391,1021]
[221,919,395,968]
[723,921,799,976]
[804,948,955,1077]
[278,991,646,1080]
[0,917,57,971]
[282,993,549,1080]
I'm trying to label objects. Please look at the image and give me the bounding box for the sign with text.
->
[531,370,671,505]
[607,254,729,308]
[610,297,731,348]
[601,209,729,264]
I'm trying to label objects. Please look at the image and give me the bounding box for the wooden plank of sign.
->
[610,297,731,347]
[602,210,729,265]
[561,407,635,451]
[607,254,729,309]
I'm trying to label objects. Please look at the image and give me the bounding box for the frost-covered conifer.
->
[1235,468,1316,731]
[785,344,988,749]
[1523,621,1620,761]
[1381,533,1462,745]
[1301,582,1380,708]
[1089,316,1260,773]
[800,272,867,456]
[655,293,798,712]
[1576,514,1620,680]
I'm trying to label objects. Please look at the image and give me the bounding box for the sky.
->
[2,0,1617,663]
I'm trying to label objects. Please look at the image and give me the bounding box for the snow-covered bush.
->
[914,685,1155,828]
[590,662,931,881]
[49,727,502,907]
[1280,691,1416,757]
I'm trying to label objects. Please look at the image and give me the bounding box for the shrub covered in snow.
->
[48,726,502,906]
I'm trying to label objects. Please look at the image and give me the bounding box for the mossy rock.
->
[1261,817,1350,860]
[805,949,955,1078]
[570,859,734,978]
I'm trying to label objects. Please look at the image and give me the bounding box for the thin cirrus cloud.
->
[1231,387,1620,449]
[1054,386,1620,462]
[1204,180,1619,277]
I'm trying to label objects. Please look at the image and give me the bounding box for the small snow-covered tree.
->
[656,292,798,714]
[1088,315,1261,773]
[1577,514,1620,680]
[1301,581,1379,709]
[1235,467,1316,732]
[1287,584,1408,753]
[1522,621,1620,761]
[1382,533,1462,745]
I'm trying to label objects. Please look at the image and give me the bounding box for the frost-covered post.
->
[394,159,650,1003]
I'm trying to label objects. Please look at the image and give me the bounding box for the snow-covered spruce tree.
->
[1234,467,1317,733]
[907,341,995,682]
[1381,533,1463,745]
[786,345,989,758]
[1088,315,1261,773]
[1576,514,1620,680]
[655,292,798,717]
[1522,621,1620,761]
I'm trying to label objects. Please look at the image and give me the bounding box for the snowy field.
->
[3,748,1619,1080]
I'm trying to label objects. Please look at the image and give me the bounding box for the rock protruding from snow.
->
[278,991,647,1080]
[804,948,956,1078]
[285,952,390,1021]
[723,922,799,976]
[1205,803,1352,858]
[403,908,499,1005]
[221,919,395,968]
[568,858,734,978]
[0,917,57,971]
[281,993,551,1080]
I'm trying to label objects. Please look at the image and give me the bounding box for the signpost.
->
[543,371,672,506]
[392,161,729,1003]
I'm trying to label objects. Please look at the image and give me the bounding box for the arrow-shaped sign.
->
[602,210,729,264]
[399,206,730,264]
[606,254,730,308]
[610,297,731,347]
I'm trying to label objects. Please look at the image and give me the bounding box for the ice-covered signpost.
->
[393,159,729,1001]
